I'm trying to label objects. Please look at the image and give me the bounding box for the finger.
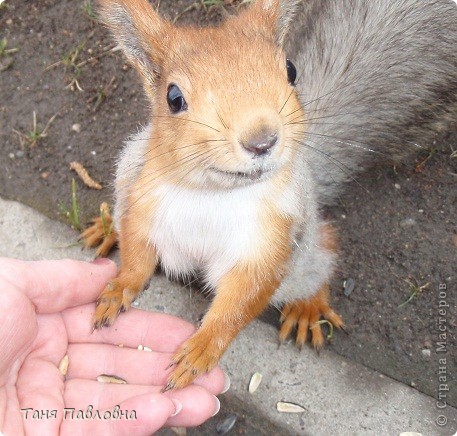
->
[60,393,176,436]
[0,285,36,375]
[64,379,220,427]
[63,304,195,353]
[17,315,68,435]
[66,343,227,395]
[0,257,117,313]
[164,385,221,427]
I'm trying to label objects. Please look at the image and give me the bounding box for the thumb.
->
[0,257,117,313]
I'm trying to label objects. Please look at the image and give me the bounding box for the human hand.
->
[0,257,226,435]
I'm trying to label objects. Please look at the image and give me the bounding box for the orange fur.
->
[80,215,117,257]
[92,182,158,328]
[319,223,339,253]
[279,284,345,350]
[167,206,293,389]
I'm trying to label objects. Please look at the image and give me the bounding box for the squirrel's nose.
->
[241,130,278,156]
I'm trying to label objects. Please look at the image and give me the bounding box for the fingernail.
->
[171,399,183,417]
[211,396,221,417]
[221,373,231,394]
[91,258,114,266]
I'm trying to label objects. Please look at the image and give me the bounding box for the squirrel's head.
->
[100,0,304,189]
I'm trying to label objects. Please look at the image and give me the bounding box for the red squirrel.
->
[82,0,457,390]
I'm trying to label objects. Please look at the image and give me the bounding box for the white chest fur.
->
[150,183,268,286]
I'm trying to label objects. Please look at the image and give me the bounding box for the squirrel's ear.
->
[246,0,300,45]
[98,0,171,94]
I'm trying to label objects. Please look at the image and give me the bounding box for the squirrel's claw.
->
[80,207,118,257]
[279,284,344,351]
[165,328,221,390]
[92,280,136,329]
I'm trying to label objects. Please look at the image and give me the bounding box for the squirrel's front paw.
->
[279,284,344,351]
[80,203,118,257]
[165,329,222,390]
[93,279,137,329]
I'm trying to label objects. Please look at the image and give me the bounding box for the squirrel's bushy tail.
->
[287,0,457,203]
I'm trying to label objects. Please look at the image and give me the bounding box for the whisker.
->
[133,147,229,221]
[153,115,220,133]
[279,64,307,115]
[215,107,229,130]
[298,81,358,108]
[302,132,386,157]
[287,138,369,194]
[121,138,226,175]
[283,105,304,120]
[132,146,219,187]
[285,136,348,207]
[120,147,221,220]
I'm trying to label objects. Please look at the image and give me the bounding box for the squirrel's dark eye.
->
[286,59,297,85]
[167,84,188,113]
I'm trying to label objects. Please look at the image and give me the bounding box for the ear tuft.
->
[249,0,301,45]
[98,0,169,92]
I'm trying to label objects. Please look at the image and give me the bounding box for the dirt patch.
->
[1,0,455,419]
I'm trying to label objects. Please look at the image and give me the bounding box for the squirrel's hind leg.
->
[279,284,344,351]
[80,203,118,257]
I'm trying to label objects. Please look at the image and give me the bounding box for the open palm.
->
[0,258,225,435]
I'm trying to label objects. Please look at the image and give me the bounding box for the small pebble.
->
[400,218,416,228]
[343,278,355,297]
[216,413,237,435]
[0,57,13,71]
[91,150,97,156]
[421,349,431,358]
[71,123,81,133]
[418,209,424,213]
[40,172,50,179]
[15,150,24,158]
[394,183,401,190]
[6,19,13,25]
[8,153,15,159]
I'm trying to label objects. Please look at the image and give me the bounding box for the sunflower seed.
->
[58,355,69,375]
[248,372,262,393]
[97,374,127,384]
[276,402,306,413]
